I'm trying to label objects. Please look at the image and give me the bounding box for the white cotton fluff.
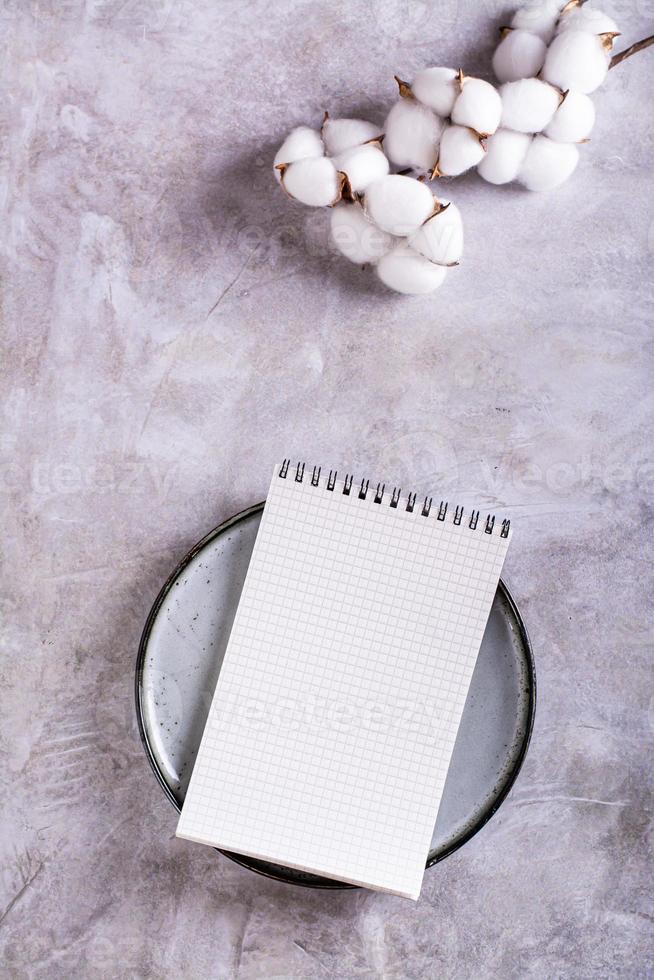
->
[542,30,610,94]
[321,117,382,156]
[437,125,485,176]
[377,242,448,295]
[517,135,580,191]
[556,6,619,36]
[500,78,561,133]
[408,201,463,265]
[333,143,390,193]
[412,66,459,116]
[364,174,435,236]
[544,91,596,142]
[273,126,324,181]
[281,156,341,207]
[477,129,532,184]
[510,0,562,43]
[384,99,444,172]
[492,29,547,83]
[451,77,502,135]
[330,203,394,265]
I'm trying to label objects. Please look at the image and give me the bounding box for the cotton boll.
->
[321,117,382,156]
[330,203,394,264]
[364,174,435,236]
[517,135,580,191]
[542,31,610,94]
[409,201,463,265]
[500,78,561,133]
[332,143,390,193]
[492,29,547,82]
[556,6,619,36]
[451,78,502,135]
[510,0,562,43]
[280,157,341,207]
[437,125,485,176]
[477,129,531,184]
[273,126,324,181]
[384,99,444,172]
[377,243,448,295]
[544,91,596,142]
[412,66,459,116]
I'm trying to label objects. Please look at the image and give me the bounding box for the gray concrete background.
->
[1,0,653,977]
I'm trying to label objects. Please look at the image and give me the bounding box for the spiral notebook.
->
[177,461,512,899]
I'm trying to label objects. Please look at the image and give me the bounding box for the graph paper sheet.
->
[177,463,511,899]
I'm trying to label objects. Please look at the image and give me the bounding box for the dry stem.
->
[610,34,654,69]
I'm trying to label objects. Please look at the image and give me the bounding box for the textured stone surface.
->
[2,1,653,977]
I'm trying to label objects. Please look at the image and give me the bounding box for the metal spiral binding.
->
[278,460,511,537]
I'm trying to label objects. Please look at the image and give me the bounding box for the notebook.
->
[177,461,512,899]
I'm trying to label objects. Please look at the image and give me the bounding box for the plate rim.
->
[135,502,536,890]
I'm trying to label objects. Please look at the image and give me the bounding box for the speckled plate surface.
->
[135,503,535,889]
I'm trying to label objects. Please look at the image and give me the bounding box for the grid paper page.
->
[177,463,512,899]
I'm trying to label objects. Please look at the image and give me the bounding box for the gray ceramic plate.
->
[135,503,535,888]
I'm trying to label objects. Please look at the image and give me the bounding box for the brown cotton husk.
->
[559,0,583,16]
[429,200,450,218]
[337,171,354,204]
[600,32,621,52]
[275,163,293,200]
[394,76,414,99]
[422,255,460,269]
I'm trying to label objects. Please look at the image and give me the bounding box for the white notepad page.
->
[177,463,512,899]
